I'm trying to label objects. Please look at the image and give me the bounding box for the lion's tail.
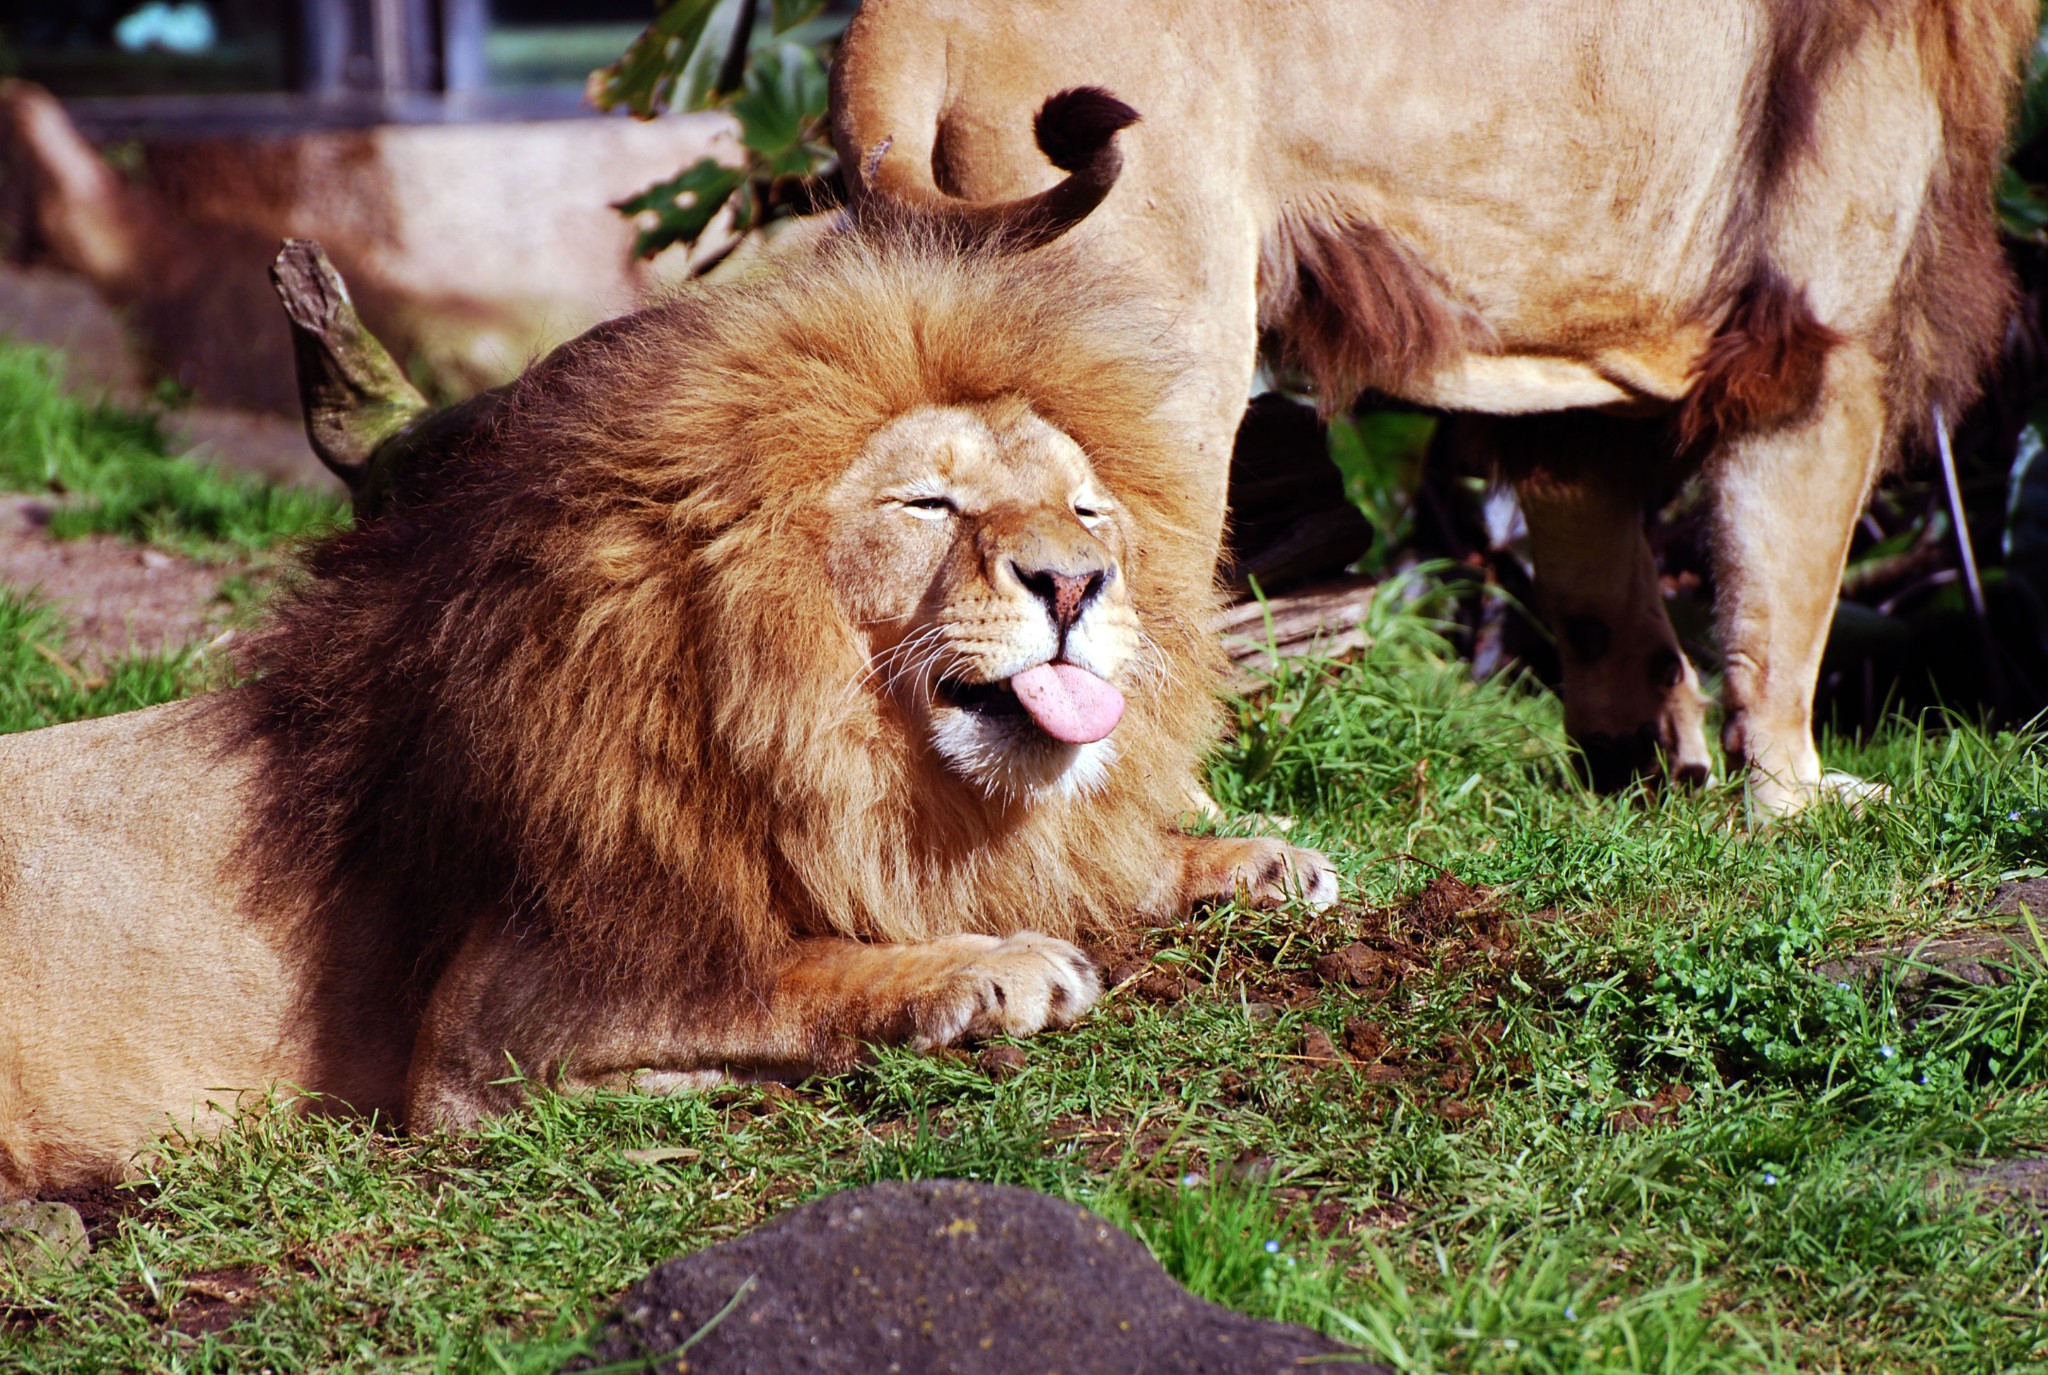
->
[846,86,1139,253]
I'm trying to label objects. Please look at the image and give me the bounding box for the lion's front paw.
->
[1180,835,1340,912]
[910,932,1101,1050]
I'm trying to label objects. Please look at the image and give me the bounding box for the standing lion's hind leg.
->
[1710,342,1891,818]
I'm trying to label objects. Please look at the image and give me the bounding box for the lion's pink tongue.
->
[1009,663,1125,744]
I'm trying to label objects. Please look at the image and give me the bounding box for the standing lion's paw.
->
[1750,769,1891,819]
[1819,771,1891,812]
[1181,835,1341,912]
[910,932,1101,1050]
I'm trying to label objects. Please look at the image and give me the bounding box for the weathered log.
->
[270,238,503,519]
[1216,574,1376,685]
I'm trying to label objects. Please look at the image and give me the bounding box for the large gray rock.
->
[571,1180,1382,1375]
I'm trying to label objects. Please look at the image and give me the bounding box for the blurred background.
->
[0,0,646,99]
[0,0,2044,735]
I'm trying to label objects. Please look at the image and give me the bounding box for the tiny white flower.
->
[1180,1171,1202,1188]
[1879,1044,1896,1059]
[1264,1239,1280,1254]
[1763,1171,1778,1185]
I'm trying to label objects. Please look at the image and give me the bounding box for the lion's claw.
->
[1180,835,1341,913]
[911,932,1101,1049]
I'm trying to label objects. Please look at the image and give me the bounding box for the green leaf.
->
[587,0,748,116]
[769,0,824,34]
[731,42,831,178]
[1997,165,2048,244]
[613,158,749,258]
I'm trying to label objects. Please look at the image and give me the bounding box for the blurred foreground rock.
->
[570,1179,1380,1375]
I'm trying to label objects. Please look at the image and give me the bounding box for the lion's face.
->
[826,401,1147,801]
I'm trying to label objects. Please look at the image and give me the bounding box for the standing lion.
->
[834,0,2036,814]
[0,109,1335,1196]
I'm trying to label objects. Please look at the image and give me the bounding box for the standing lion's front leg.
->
[1710,342,1891,817]
[404,922,1099,1131]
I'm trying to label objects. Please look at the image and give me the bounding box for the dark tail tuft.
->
[1033,87,1140,173]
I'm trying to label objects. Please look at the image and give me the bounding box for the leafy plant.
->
[590,0,844,264]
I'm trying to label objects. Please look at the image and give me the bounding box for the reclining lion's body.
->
[0,699,414,1188]
[0,219,1338,1196]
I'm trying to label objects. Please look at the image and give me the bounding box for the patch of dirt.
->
[1609,1082,1696,1133]
[38,1178,156,1244]
[1092,874,1532,1012]
[1090,875,1536,1121]
[1812,922,2040,1021]
[123,1264,270,1339]
[1311,875,1526,996]
[1960,1156,2048,1205]
[1990,878,2048,920]
[1291,1014,1509,1121]
[1312,1196,1413,1237]
[0,495,238,666]
[1044,1114,1179,1177]
[1953,1156,2048,1236]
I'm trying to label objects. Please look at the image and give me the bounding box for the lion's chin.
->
[927,706,1119,803]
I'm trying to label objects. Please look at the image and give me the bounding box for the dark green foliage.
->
[592,0,839,263]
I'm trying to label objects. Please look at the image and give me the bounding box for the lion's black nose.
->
[1013,561,1106,635]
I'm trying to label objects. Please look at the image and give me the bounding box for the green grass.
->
[0,587,203,733]
[0,340,346,560]
[3,591,2046,1373]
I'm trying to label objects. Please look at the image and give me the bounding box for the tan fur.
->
[0,228,1336,1194]
[834,0,2033,813]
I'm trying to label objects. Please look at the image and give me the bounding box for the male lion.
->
[0,112,1333,1194]
[833,0,2035,814]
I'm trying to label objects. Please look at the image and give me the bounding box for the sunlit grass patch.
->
[0,586,203,734]
[0,340,346,560]
[2,596,2046,1373]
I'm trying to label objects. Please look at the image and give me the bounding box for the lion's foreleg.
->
[1516,471,1713,791]
[404,924,1100,1131]
[1709,343,1888,818]
[1172,833,1339,912]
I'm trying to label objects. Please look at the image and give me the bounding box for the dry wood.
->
[270,239,506,519]
[1216,574,1376,684]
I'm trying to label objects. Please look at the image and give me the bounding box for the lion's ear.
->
[856,86,1139,254]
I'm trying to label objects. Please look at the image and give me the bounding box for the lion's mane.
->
[240,229,1222,991]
